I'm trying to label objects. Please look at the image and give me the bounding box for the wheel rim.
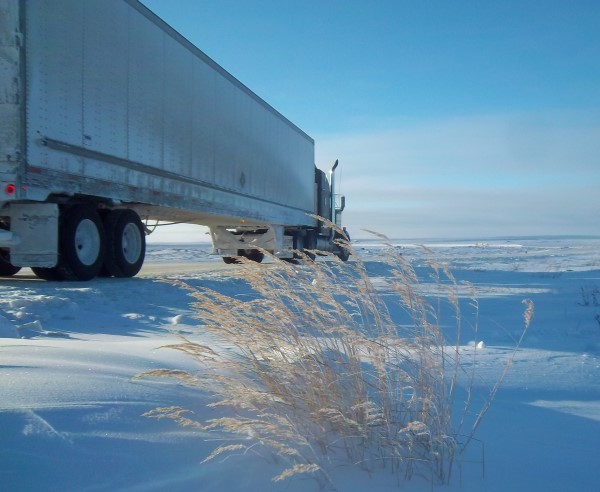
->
[75,219,101,266]
[121,223,142,264]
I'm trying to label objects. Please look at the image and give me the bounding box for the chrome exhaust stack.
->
[329,159,339,225]
[329,159,346,227]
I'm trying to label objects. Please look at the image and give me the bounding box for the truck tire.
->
[242,249,264,263]
[223,250,264,264]
[0,249,21,277]
[334,230,351,262]
[31,266,64,281]
[102,209,146,277]
[55,205,106,281]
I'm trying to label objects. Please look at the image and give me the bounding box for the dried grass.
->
[136,230,531,487]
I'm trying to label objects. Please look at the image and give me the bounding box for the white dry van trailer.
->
[0,0,348,280]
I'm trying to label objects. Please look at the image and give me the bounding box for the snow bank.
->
[1,238,600,491]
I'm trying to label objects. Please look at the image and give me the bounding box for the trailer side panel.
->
[23,0,315,226]
[0,0,21,186]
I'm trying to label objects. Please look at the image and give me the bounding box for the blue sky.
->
[141,0,600,240]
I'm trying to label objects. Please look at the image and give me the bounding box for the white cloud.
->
[316,110,600,238]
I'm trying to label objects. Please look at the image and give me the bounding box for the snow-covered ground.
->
[1,237,600,491]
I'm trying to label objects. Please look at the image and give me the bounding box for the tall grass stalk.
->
[136,231,531,487]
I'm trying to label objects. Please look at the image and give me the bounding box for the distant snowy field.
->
[1,237,600,491]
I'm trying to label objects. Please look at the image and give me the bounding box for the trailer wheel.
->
[102,210,146,277]
[222,256,239,264]
[56,206,106,281]
[31,266,64,281]
[0,249,21,277]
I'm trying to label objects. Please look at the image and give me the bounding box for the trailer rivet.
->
[5,184,16,195]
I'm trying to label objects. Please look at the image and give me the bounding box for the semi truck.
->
[0,0,348,281]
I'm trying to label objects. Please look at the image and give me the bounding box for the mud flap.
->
[9,203,59,267]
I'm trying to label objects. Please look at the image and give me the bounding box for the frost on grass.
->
[137,233,531,487]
